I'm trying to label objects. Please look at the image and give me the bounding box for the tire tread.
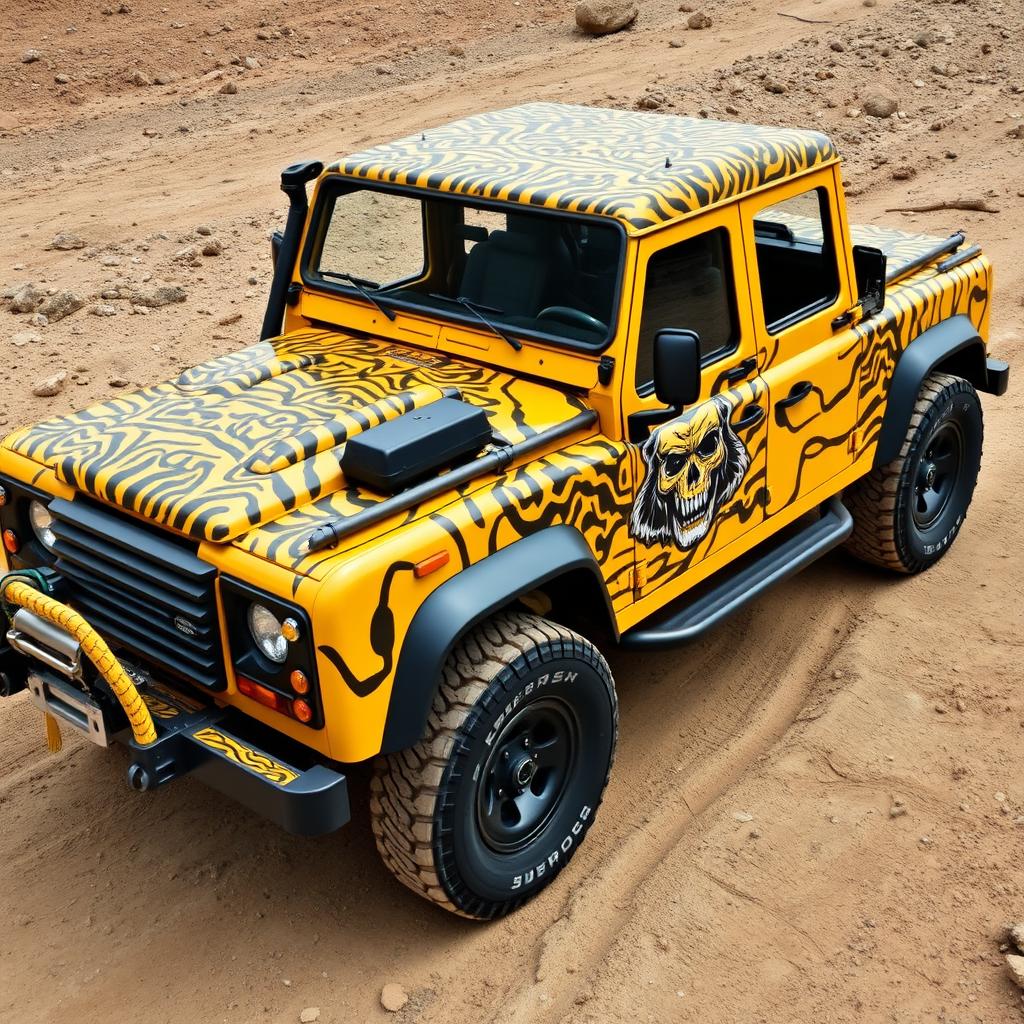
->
[370,610,616,919]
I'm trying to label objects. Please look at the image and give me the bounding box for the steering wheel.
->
[537,306,608,334]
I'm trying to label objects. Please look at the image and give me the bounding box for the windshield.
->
[305,184,624,349]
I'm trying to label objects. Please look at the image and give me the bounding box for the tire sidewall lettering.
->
[510,804,592,890]
[485,669,580,747]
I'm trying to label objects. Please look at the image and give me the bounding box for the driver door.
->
[623,208,768,600]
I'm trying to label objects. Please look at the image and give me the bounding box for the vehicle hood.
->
[4,329,592,552]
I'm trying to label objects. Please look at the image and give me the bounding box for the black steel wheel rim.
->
[476,698,578,854]
[913,421,963,529]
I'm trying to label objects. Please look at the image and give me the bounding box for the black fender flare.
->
[379,525,615,754]
[874,315,992,466]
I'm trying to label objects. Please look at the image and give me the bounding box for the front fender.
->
[379,525,614,754]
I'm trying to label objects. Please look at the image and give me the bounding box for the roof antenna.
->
[664,156,672,169]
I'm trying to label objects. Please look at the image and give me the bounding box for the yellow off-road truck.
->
[0,103,1008,918]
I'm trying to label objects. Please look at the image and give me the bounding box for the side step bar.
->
[621,497,853,650]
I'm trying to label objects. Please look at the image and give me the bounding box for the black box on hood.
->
[340,397,492,494]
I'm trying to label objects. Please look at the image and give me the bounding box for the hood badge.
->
[173,616,200,638]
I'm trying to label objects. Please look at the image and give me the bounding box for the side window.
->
[460,205,506,254]
[315,189,425,287]
[635,228,738,390]
[752,187,840,332]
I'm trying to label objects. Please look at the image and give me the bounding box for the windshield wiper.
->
[320,271,397,321]
[428,293,522,351]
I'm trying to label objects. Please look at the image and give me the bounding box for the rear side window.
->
[752,188,840,333]
[635,227,738,389]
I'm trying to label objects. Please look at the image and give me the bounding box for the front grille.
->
[49,498,225,690]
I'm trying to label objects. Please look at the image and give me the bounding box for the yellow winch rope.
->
[2,579,157,747]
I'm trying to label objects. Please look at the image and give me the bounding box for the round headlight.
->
[248,603,288,664]
[28,500,56,551]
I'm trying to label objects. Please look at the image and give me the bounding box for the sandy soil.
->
[1,0,1023,1021]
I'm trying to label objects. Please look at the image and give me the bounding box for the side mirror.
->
[653,328,702,411]
[852,244,887,319]
[270,230,284,270]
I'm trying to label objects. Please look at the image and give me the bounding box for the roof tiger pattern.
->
[328,102,839,233]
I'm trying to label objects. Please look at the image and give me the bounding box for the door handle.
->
[775,380,815,425]
[732,404,765,431]
[723,356,757,382]
[777,381,814,408]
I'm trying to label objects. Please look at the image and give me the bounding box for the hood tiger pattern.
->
[2,332,591,550]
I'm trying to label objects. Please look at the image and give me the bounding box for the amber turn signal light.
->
[414,550,450,578]
[292,699,313,724]
[3,529,19,554]
[237,675,282,710]
[290,669,310,695]
[0,486,7,507]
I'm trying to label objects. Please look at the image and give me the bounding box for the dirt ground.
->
[1,0,1023,1020]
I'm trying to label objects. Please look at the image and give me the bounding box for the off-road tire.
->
[370,610,617,919]
[845,372,982,574]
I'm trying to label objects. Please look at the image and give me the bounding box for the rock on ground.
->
[11,331,41,347]
[45,232,86,251]
[1007,954,1024,990]
[129,284,187,307]
[32,371,67,398]
[687,11,711,29]
[863,90,899,118]
[1010,922,1024,953]
[37,291,85,322]
[380,983,409,1012]
[575,0,638,35]
[9,283,45,313]
[299,1009,320,1023]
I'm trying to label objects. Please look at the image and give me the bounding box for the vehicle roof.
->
[326,102,839,235]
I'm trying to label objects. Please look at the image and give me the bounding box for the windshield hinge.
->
[286,282,303,307]
[598,355,615,386]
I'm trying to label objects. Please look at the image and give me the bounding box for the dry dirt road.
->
[1,0,1023,1021]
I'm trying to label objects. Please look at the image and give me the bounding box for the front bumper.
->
[1,642,350,837]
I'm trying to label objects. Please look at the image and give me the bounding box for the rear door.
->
[623,205,768,599]
[739,169,860,514]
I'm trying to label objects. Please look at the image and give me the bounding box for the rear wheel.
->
[845,372,983,574]
[370,610,617,919]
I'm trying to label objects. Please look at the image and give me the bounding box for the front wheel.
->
[845,371,983,574]
[370,611,617,919]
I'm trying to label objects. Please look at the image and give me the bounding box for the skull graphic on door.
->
[629,395,751,550]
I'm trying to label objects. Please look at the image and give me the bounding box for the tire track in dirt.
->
[477,570,869,1023]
